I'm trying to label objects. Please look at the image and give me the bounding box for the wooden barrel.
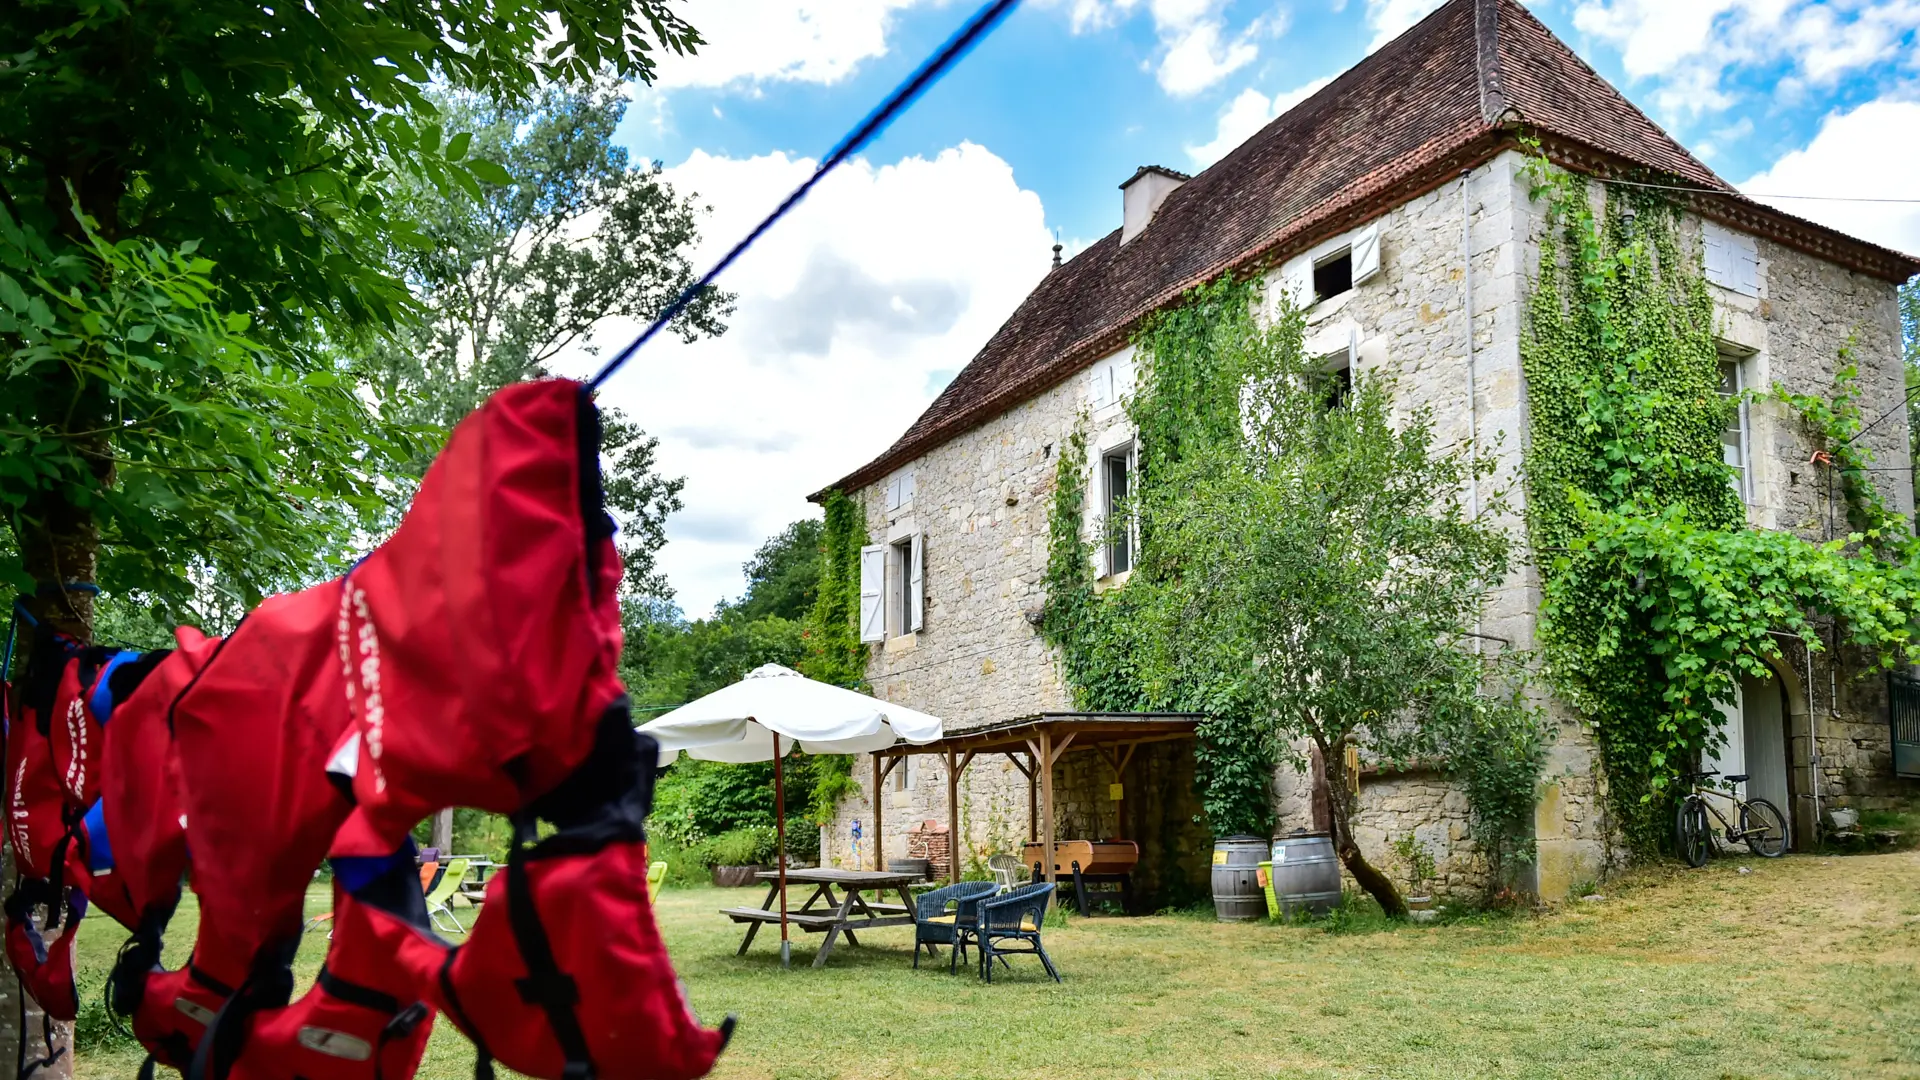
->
[1270,833,1342,916]
[1210,835,1269,921]
[887,858,932,881]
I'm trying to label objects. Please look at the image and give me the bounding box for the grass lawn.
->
[72,850,1920,1079]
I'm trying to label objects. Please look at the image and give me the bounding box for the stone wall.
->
[819,146,1917,898]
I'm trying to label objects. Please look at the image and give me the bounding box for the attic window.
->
[1313,248,1353,303]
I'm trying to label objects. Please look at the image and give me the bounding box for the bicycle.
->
[1673,770,1788,867]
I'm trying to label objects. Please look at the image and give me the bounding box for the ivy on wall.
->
[1521,159,1920,857]
[803,488,868,689]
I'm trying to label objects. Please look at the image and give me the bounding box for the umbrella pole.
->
[774,732,790,969]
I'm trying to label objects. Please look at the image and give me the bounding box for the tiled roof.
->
[817,0,1920,500]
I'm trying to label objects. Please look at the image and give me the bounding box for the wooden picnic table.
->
[720,869,921,968]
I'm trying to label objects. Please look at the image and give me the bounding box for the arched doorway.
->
[1706,666,1796,849]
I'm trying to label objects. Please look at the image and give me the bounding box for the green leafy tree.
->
[369,81,729,436]
[1,0,704,641]
[1128,299,1522,917]
[724,519,825,623]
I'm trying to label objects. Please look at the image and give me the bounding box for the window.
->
[1322,359,1353,410]
[1313,248,1353,303]
[888,537,913,635]
[1103,446,1133,576]
[886,469,916,512]
[1719,355,1750,501]
[894,755,916,792]
[860,530,922,642]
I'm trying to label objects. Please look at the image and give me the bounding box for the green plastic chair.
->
[426,857,471,934]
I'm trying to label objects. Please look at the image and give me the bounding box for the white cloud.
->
[558,144,1052,615]
[1740,99,1920,258]
[1571,0,1920,116]
[1157,17,1260,96]
[1186,76,1334,167]
[1053,0,1268,96]
[1366,0,1448,51]
[650,0,941,89]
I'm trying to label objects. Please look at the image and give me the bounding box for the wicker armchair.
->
[912,881,995,970]
[974,881,1060,983]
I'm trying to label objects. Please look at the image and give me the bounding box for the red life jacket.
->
[334,380,730,1079]
[165,580,359,1068]
[94,633,226,1070]
[199,849,440,1080]
[333,380,625,853]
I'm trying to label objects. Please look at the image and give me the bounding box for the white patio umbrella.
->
[640,664,945,966]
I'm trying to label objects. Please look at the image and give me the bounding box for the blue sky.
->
[556,0,1920,615]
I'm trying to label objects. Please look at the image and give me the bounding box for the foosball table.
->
[1022,839,1139,916]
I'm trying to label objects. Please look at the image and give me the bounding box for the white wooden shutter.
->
[859,544,886,642]
[1283,258,1312,310]
[1089,361,1112,408]
[908,531,925,632]
[1350,224,1381,285]
[900,469,915,507]
[885,476,901,511]
[1703,223,1732,289]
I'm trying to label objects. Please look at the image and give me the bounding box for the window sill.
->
[884,632,919,656]
[1306,290,1352,325]
[1095,569,1133,593]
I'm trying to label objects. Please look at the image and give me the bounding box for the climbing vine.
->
[802,489,868,690]
[1521,159,1920,856]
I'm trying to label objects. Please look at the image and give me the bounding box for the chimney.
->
[1120,165,1189,244]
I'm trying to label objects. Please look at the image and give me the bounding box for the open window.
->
[1102,444,1134,577]
[882,531,925,638]
[1718,350,1752,502]
[1313,248,1353,304]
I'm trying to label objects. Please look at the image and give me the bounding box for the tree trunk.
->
[431,808,455,853]
[7,466,106,1080]
[1317,739,1407,919]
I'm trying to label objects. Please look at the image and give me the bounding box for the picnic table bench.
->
[722,868,921,968]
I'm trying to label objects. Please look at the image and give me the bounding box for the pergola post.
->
[871,752,884,872]
[945,748,960,884]
[1038,730,1056,885]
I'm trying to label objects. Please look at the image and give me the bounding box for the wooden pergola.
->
[870,712,1202,885]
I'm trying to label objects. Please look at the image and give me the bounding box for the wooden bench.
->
[719,907,842,931]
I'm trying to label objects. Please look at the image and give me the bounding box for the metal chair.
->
[974,882,1059,983]
[911,881,995,970]
[986,853,1028,893]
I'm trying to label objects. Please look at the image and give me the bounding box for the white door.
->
[1741,669,1791,847]
[1705,688,1746,797]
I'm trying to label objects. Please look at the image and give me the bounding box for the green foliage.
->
[0,0,704,627]
[709,826,781,867]
[1521,161,1920,857]
[1903,277,1918,505]
[1038,275,1542,894]
[368,79,728,436]
[726,519,825,623]
[0,210,413,614]
[1391,834,1437,894]
[802,490,869,688]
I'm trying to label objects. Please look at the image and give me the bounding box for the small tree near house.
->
[1128,294,1531,917]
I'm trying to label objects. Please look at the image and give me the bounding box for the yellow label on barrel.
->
[1109,783,1124,801]
[1211,850,1228,865]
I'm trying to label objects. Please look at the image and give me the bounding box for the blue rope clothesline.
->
[587,0,1022,391]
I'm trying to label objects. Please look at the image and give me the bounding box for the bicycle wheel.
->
[1741,798,1788,858]
[1675,796,1711,868]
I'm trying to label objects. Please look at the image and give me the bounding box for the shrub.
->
[709,826,778,866]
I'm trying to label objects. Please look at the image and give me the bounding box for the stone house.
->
[809,0,1919,901]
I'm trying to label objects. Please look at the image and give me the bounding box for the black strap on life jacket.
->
[107,892,183,1025]
[16,991,65,1080]
[315,966,430,1080]
[505,813,595,1080]
[187,935,298,1080]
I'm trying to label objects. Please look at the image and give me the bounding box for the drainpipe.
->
[1462,169,1483,660]
[1462,168,1479,525]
